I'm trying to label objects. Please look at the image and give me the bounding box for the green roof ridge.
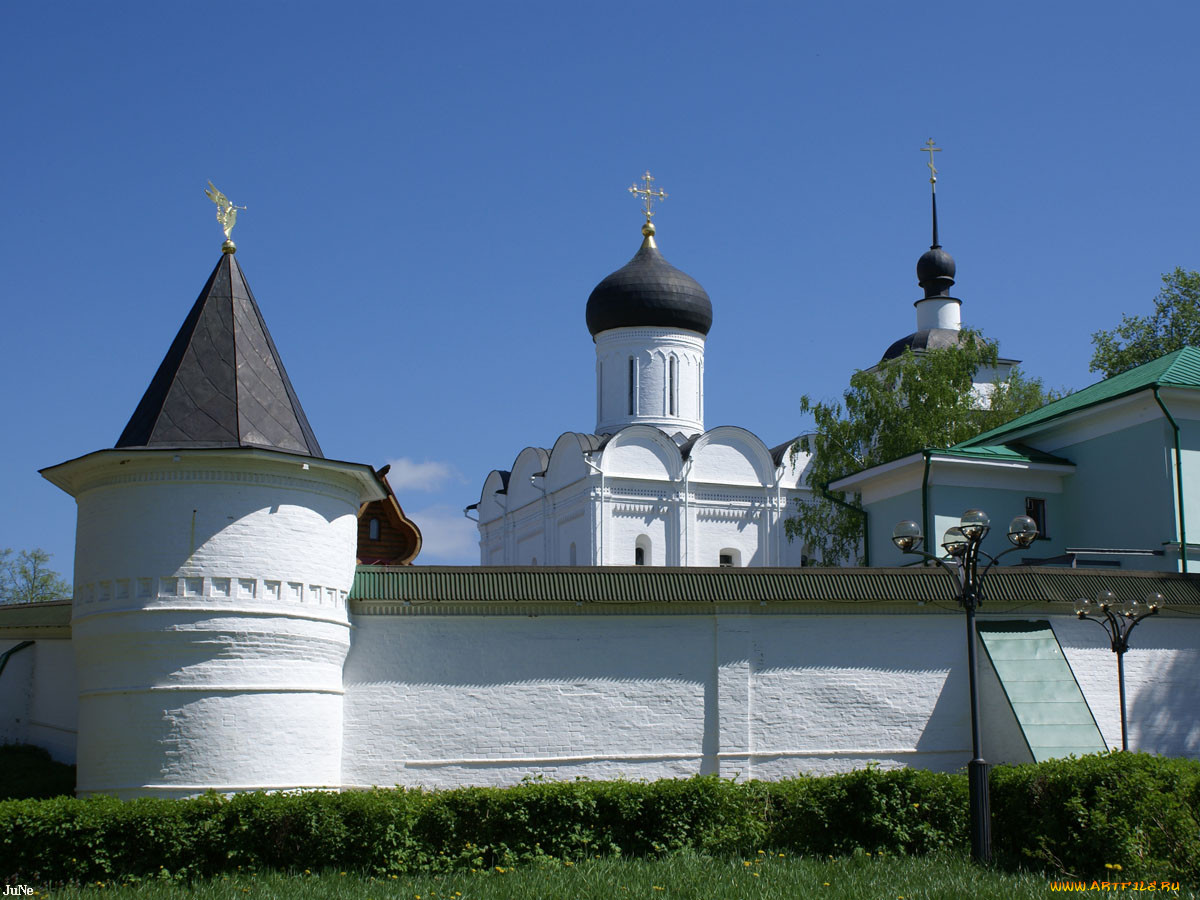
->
[936,443,1073,466]
[347,566,1200,606]
[957,347,1200,449]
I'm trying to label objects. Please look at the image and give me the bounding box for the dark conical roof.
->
[585,235,712,337]
[115,252,324,457]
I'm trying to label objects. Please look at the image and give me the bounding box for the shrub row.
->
[1,753,1196,884]
[990,751,1200,883]
[0,745,75,800]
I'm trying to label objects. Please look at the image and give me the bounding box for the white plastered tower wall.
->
[42,447,381,797]
[30,244,394,797]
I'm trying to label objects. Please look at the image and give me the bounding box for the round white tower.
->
[586,220,713,437]
[41,247,384,797]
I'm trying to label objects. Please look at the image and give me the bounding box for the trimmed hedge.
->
[1,754,1196,885]
[0,744,76,800]
[991,751,1200,883]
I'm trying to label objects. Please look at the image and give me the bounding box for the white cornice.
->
[831,451,1073,506]
[40,447,384,504]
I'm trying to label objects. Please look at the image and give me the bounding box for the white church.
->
[2,175,1200,798]
[472,181,811,568]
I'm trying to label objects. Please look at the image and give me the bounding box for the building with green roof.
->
[831,347,1200,572]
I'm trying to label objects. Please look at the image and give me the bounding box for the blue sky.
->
[3,2,1198,573]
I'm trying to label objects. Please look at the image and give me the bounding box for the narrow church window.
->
[569,542,577,565]
[635,535,651,565]
[628,357,636,415]
[369,517,380,541]
[669,356,678,416]
[719,549,740,567]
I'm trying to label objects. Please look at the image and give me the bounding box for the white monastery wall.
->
[342,608,1035,789]
[7,605,1200,792]
[1053,615,1200,757]
[0,640,33,747]
[0,639,78,763]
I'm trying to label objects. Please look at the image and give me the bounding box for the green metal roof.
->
[935,443,1073,466]
[958,347,1200,449]
[978,621,1106,761]
[350,566,1200,606]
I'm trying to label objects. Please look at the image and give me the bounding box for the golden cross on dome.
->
[629,171,668,222]
[920,138,942,189]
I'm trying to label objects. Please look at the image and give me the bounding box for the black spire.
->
[116,252,324,457]
[916,139,955,299]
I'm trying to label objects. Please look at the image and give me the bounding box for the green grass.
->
[23,853,1186,900]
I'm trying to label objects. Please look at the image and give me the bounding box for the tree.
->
[786,331,1059,566]
[0,548,71,604]
[1090,268,1200,378]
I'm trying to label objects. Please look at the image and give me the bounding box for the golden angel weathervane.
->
[205,181,246,252]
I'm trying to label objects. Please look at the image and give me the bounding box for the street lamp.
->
[1073,590,1161,751]
[891,509,1039,864]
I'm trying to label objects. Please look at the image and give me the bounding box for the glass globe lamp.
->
[891,520,923,553]
[960,509,991,540]
[1145,592,1164,612]
[1007,515,1039,548]
[1095,590,1117,612]
[941,526,968,557]
[1073,597,1092,617]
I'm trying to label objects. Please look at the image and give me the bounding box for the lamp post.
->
[1073,591,1161,751]
[891,509,1039,864]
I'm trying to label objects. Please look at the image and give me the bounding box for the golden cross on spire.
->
[920,139,941,190]
[629,171,668,223]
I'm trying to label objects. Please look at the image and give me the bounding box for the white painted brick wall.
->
[1054,617,1200,756]
[343,609,1196,789]
[9,605,1199,794]
[0,639,77,763]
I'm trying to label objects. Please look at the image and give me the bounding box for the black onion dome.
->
[917,246,956,297]
[586,239,712,337]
